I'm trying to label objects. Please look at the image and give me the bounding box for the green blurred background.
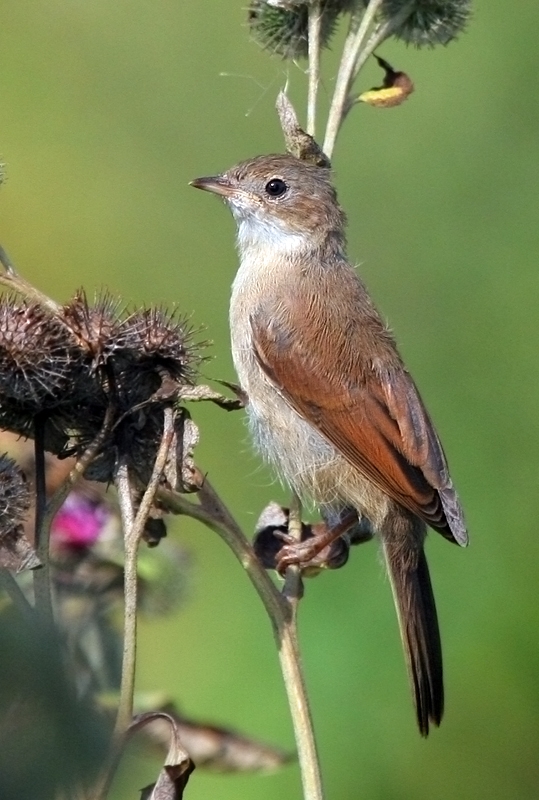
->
[1,1,538,798]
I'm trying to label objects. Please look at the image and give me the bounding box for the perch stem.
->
[161,480,324,799]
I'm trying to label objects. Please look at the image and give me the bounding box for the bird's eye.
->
[265,178,288,198]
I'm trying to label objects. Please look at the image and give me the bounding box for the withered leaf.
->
[358,54,414,108]
[130,712,195,800]
[276,91,331,167]
[140,702,293,773]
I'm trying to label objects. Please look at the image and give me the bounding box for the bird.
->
[191,153,467,735]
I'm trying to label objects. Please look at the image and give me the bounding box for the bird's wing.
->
[250,311,467,545]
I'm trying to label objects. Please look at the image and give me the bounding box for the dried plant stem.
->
[278,623,323,800]
[93,410,175,800]
[323,0,383,158]
[33,414,54,622]
[114,407,175,736]
[114,460,137,733]
[307,1,322,137]
[161,480,324,800]
[44,405,115,530]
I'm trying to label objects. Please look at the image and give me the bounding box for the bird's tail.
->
[381,512,443,736]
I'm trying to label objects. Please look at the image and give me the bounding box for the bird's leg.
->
[275,507,362,574]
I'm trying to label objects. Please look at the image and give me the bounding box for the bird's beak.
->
[190,175,234,197]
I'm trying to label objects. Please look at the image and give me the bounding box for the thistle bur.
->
[381,0,472,47]
[248,0,355,60]
[0,290,202,485]
[61,289,124,368]
[116,306,199,383]
[0,297,83,409]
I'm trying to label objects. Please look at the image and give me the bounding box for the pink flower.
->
[52,492,111,548]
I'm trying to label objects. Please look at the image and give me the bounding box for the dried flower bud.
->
[61,290,124,367]
[116,307,199,384]
[381,0,472,47]
[248,0,352,60]
[0,297,82,410]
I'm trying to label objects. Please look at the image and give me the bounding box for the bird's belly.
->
[243,370,389,527]
[229,280,389,527]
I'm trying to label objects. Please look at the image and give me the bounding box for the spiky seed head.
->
[0,297,83,409]
[380,0,472,47]
[116,307,200,384]
[61,290,124,367]
[248,0,354,60]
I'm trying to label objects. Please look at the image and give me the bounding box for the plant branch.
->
[307,1,322,137]
[351,1,417,86]
[160,478,324,800]
[114,407,175,738]
[33,413,54,622]
[282,491,303,608]
[93,411,174,800]
[323,0,384,158]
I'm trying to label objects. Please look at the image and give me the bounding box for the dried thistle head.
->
[248,0,353,60]
[70,304,202,484]
[116,307,199,383]
[61,290,124,368]
[0,289,203,486]
[0,297,83,410]
[381,0,472,47]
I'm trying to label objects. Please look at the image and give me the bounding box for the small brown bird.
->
[191,154,467,735]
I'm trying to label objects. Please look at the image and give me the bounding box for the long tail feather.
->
[382,517,443,736]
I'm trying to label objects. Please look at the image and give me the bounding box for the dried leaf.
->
[178,383,245,411]
[139,702,293,773]
[276,91,331,166]
[165,412,200,493]
[130,712,195,800]
[358,54,414,108]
